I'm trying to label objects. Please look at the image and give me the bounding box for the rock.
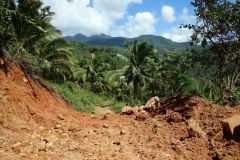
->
[45,142,54,151]
[187,118,206,138]
[12,146,21,154]
[22,77,28,83]
[38,126,44,131]
[132,106,139,114]
[12,142,21,148]
[135,111,150,121]
[139,105,144,112]
[90,115,95,119]
[105,110,114,114]
[121,106,133,115]
[45,135,58,143]
[168,112,182,123]
[38,141,46,151]
[112,141,120,145]
[12,143,21,154]
[144,96,161,111]
[102,112,112,120]
[55,124,62,129]
[68,124,81,132]
[57,114,64,120]
[0,58,4,65]
[222,114,240,141]
[120,129,126,135]
[103,124,108,128]
[31,133,42,141]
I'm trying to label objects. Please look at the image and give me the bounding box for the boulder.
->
[187,118,206,138]
[121,106,133,115]
[139,105,144,112]
[135,111,150,121]
[144,96,161,111]
[222,114,240,141]
[132,106,139,114]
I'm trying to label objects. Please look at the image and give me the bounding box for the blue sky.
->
[41,0,197,42]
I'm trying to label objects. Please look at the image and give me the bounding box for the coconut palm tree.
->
[37,37,73,81]
[122,40,156,101]
[74,54,110,91]
[0,0,54,54]
[177,74,220,102]
[0,0,16,49]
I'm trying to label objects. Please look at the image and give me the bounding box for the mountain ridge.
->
[64,33,190,53]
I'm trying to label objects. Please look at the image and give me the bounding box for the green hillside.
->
[65,33,190,54]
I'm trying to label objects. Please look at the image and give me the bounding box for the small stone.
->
[23,77,28,83]
[42,138,49,143]
[113,141,120,145]
[12,142,21,148]
[103,124,108,128]
[45,142,54,151]
[102,113,110,120]
[31,133,42,141]
[38,141,46,151]
[0,58,4,65]
[57,114,64,120]
[45,135,58,143]
[38,126,44,131]
[12,146,21,154]
[55,124,62,129]
[121,106,133,115]
[68,124,80,132]
[120,129,126,135]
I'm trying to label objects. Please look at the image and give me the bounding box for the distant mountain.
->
[65,33,88,41]
[64,33,190,53]
[65,33,111,42]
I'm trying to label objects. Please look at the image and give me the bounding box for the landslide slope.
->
[0,54,240,160]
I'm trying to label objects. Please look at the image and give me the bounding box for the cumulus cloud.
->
[110,12,157,38]
[161,5,176,23]
[179,8,196,23]
[160,7,196,42]
[41,0,142,36]
[93,0,142,20]
[161,27,193,42]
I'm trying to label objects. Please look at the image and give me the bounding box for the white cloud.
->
[160,7,196,42]
[41,0,142,36]
[110,12,157,38]
[161,5,176,23]
[93,0,142,20]
[179,8,196,23]
[161,27,193,42]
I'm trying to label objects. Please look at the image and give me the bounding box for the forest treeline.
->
[1,0,239,112]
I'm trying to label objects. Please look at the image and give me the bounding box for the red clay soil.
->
[0,54,240,160]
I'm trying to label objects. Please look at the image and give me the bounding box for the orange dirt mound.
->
[0,54,240,160]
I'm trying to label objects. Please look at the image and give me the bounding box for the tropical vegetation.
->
[0,0,239,113]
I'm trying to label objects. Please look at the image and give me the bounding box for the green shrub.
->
[45,81,123,113]
[110,101,126,113]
